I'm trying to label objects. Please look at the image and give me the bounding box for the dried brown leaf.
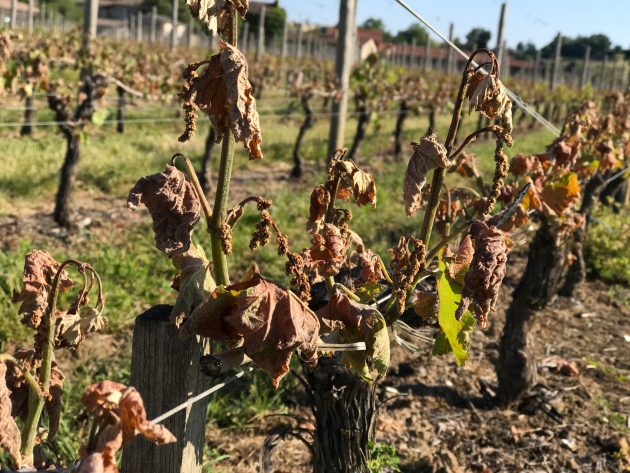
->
[448,235,474,285]
[12,250,73,330]
[412,290,438,320]
[302,224,347,277]
[185,0,248,36]
[306,185,331,234]
[127,165,201,256]
[455,221,508,328]
[119,388,176,445]
[404,133,449,216]
[0,362,22,469]
[183,273,320,388]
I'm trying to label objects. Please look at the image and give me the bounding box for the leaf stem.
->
[209,6,238,286]
[172,153,213,228]
[0,354,43,399]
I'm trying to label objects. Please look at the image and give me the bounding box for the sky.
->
[281,0,630,50]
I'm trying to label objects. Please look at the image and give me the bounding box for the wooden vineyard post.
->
[580,45,591,88]
[150,6,157,42]
[121,305,211,473]
[256,4,266,61]
[446,22,454,74]
[550,32,562,90]
[495,2,507,71]
[327,0,357,158]
[171,0,178,48]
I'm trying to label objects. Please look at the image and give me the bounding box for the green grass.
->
[586,205,630,286]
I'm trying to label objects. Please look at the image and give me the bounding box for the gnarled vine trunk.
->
[561,173,607,297]
[20,95,35,136]
[291,94,314,178]
[54,130,81,227]
[116,85,126,133]
[393,99,409,159]
[497,218,569,406]
[305,356,378,473]
[198,126,216,195]
[346,104,370,162]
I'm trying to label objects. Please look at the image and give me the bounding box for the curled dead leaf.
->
[307,185,331,234]
[467,72,511,120]
[0,362,22,469]
[182,273,320,388]
[455,221,508,328]
[12,250,73,330]
[127,165,201,256]
[302,223,347,277]
[185,0,248,36]
[404,133,449,216]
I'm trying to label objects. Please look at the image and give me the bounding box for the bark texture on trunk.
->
[346,104,370,162]
[116,85,126,133]
[53,131,80,227]
[393,99,409,158]
[20,95,35,136]
[305,356,378,473]
[198,126,216,195]
[497,219,568,406]
[291,93,314,178]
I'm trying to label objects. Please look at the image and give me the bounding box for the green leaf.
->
[355,282,386,303]
[432,252,477,365]
[341,311,390,382]
[91,108,109,126]
[170,243,217,326]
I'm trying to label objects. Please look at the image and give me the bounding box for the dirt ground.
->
[203,249,630,473]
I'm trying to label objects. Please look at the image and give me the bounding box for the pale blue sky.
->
[281,0,630,49]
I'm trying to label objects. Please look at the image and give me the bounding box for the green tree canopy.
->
[464,27,491,50]
[393,23,428,46]
[541,33,617,59]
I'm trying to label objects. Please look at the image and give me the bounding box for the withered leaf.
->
[186,0,248,36]
[170,243,217,327]
[319,293,390,381]
[183,273,320,388]
[0,362,22,469]
[404,133,449,216]
[448,235,474,285]
[541,172,580,215]
[302,224,347,277]
[455,221,508,328]
[306,185,331,234]
[413,290,438,320]
[80,380,127,416]
[119,388,176,445]
[356,249,384,286]
[194,41,263,160]
[55,308,108,351]
[12,250,73,330]
[334,160,377,207]
[76,423,122,473]
[467,72,511,120]
[127,165,201,256]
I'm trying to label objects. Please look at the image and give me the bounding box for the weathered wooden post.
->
[10,0,17,28]
[187,16,193,47]
[327,0,356,158]
[423,41,431,72]
[501,39,509,77]
[446,22,454,74]
[27,0,34,33]
[495,2,507,69]
[281,18,288,58]
[295,22,303,58]
[82,0,99,49]
[240,20,249,50]
[580,45,591,88]
[137,11,143,42]
[171,0,178,47]
[550,32,562,90]
[121,305,210,473]
[256,5,266,61]
[150,6,157,42]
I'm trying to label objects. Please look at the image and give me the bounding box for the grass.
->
[0,90,556,468]
[585,205,630,286]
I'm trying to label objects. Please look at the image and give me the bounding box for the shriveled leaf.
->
[0,362,22,469]
[127,165,201,256]
[467,72,511,119]
[170,243,216,326]
[404,133,449,216]
[334,160,377,207]
[413,290,437,320]
[541,172,580,215]
[451,151,479,178]
[193,42,263,159]
[356,249,384,285]
[183,273,320,388]
[12,250,73,330]
[448,235,474,285]
[186,0,248,36]
[80,380,127,416]
[302,224,347,277]
[55,309,108,351]
[119,388,176,445]
[455,221,508,328]
[306,185,331,234]
[77,423,122,473]
[432,252,477,365]
[320,293,390,381]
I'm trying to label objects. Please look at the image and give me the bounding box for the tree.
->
[464,27,491,50]
[540,33,615,60]
[360,18,386,32]
[393,23,428,45]
[245,3,287,41]
[512,41,537,60]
